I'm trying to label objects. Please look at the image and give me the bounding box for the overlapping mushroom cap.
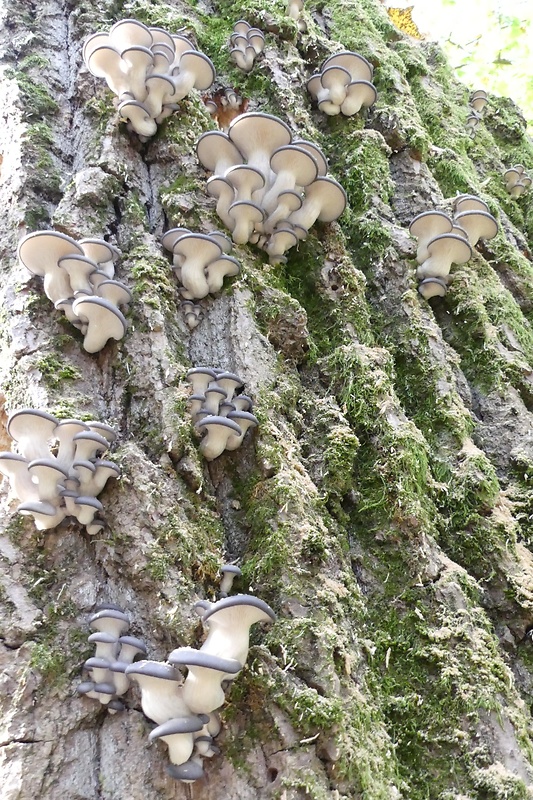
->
[0,409,119,532]
[186,367,258,459]
[18,230,129,352]
[83,19,215,137]
[307,51,376,117]
[196,112,346,263]
[504,164,531,198]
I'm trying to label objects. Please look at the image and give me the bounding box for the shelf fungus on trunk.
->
[409,197,497,299]
[186,368,258,459]
[307,51,376,117]
[162,229,240,326]
[196,112,347,263]
[0,409,119,532]
[83,19,215,138]
[121,570,275,783]
[229,20,265,74]
[504,164,532,198]
[18,230,130,352]
[77,607,147,712]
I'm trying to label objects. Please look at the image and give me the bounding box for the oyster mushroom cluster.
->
[186,368,258,460]
[162,228,240,328]
[504,164,531,198]
[307,51,377,116]
[465,90,488,138]
[287,0,307,32]
[125,570,275,783]
[409,195,498,299]
[0,409,119,532]
[78,606,147,712]
[197,112,347,264]
[229,20,265,73]
[83,18,215,137]
[18,231,129,353]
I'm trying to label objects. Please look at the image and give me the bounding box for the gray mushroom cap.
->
[228,112,292,172]
[187,367,219,395]
[149,715,209,742]
[167,760,205,782]
[90,608,130,635]
[7,409,58,462]
[453,195,489,214]
[79,238,119,267]
[125,660,181,681]
[322,50,373,82]
[87,422,117,444]
[168,646,242,674]
[196,131,243,176]
[195,415,243,461]
[416,233,472,280]
[418,277,448,300]
[203,594,276,624]
[409,211,453,263]
[18,231,83,277]
[454,210,498,245]
[72,296,127,353]
[117,99,158,138]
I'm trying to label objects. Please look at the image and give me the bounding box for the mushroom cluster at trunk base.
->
[307,51,377,116]
[78,606,147,712]
[409,195,498,299]
[197,112,347,264]
[186,367,258,460]
[18,231,129,353]
[287,0,307,32]
[504,165,531,198]
[0,409,119,532]
[162,228,240,327]
[83,19,215,138]
[125,569,275,783]
[229,20,265,73]
[465,89,487,138]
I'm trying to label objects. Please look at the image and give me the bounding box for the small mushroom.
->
[418,277,448,300]
[149,716,208,769]
[197,131,243,177]
[169,647,242,713]
[72,296,127,352]
[171,51,216,101]
[288,176,347,235]
[453,209,497,246]
[416,234,472,280]
[409,211,453,263]
[228,113,292,183]
[7,409,58,462]
[195,416,243,461]
[200,594,276,668]
[125,660,187,724]
[220,564,241,596]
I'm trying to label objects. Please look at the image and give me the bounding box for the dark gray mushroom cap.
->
[168,646,242,674]
[195,416,242,435]
[166,760,205,782]
[221,564,242,576]
[107,699,126,712]
[27,458,68,478]
[149,715,209,741]
[76,496,105,511]
[118,635,147,652]
[93,682,116,696]
[203,594,276,623]
[125,660,181,681]
[90,608,129,630]
[17,500,58,516]
[93,603,126,613]
[88,632,117,645]
[84,656,112,671]
[76,681,96,695]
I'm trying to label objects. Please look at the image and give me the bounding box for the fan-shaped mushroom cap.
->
[454,210,498,246]
[265,227,298,263]
[125,660,187,724]
[323,50,373,82]
[18,231,83,302]
[87,422,117,444]
[288,176,347,233]
[453,195,489,214]
[418,277,448,300]
[87,517,106,536]
[220,564,241,596]
[83,32,109,65]
[206,176,235,230]
[7,409,58,462]
[318,65,351,109]
[202,386,227,415]
[226,409,259,443]
[18,500,67,530]
[228,201,264,244]
[75,496,104,526]
[186,367,219,395]
[72,296,127,352]
[224,164,265,203]
[109,18,153,51]
[201,595,276,666]
[161,227,192,253]
[117,635,147,662]
[54,298,83,328]
[416,233,472,280]
[27,459,68,504]
[197,131,243,177]
[79,239,119,270]
[209,231,233,253]
[172,51,215,100]
[150,716,208,769]
[90,608,130,637]
[293,139,328,176]
[470,90,488,113]
[117,99,158,137]
[86,45,130,97]
[409,210,453,263]
[84,655,113,686]
[169,647,242,713]
[96,280,132,307]
[206,256,240,294]
[212,372,243,402]
[144,72,175,118]
[173,234,223,299]
[72,431,109,462]
[233,395,253,412]
[92,682,117,704]
[0,453,37,502]
[195,416,242,460]
[340,80,377,116]
[168,759,206,783]
[149,25,175,50]
[77,679,97,697]
[79,459,120,497]
[264,190,302,233]
[230,44,256,73]
[58,254,97,295]
[228,113,292,178]
[248,29,265,53]
[263,145,318,212]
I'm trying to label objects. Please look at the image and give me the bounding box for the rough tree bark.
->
[1,0,533,798]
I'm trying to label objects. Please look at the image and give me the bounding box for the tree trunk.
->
[1,0,533,798]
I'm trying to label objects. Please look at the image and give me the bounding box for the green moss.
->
[35,355,82,391]
[128,245,178,314]
[333,128,393,215]
[5,69,59,120]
